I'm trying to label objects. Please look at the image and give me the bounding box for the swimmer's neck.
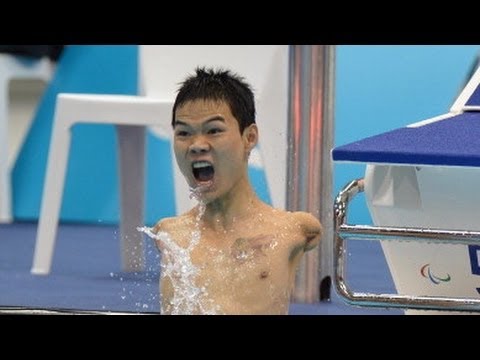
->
[198,183,265,230]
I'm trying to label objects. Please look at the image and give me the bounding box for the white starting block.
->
[332,64,480,313]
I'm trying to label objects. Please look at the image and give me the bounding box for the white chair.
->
[31,45,289,275]
[0,54,52,223]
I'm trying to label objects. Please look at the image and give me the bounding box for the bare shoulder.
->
[152,214,194,251]
[153,216,179,234]
[293,211,322,233]
[291,211,323,251]
[266,208,322,234]
[153,208,197,232]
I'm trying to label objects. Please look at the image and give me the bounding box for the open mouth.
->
[192,161,215,185]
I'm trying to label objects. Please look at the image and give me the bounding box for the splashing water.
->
[137,188,220,314]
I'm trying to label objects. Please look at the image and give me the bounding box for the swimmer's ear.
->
[242,124,258,153]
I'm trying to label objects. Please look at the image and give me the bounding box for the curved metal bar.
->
[334,178,480,312]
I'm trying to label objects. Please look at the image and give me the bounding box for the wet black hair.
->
[172,67,256,133]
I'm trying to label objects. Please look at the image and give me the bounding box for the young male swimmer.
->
[147,67,322,315]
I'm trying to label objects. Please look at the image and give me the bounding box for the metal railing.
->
[334,178,480,312]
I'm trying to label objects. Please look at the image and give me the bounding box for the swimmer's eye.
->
[175,130,190,137]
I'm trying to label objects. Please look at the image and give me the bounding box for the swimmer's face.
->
[173,99,257,202]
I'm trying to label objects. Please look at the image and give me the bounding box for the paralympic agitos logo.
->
[420,264,451,285]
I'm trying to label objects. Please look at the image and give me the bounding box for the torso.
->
[155,207,314,315]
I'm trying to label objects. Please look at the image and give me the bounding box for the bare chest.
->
[161,231,297,313]
[159,218,309,314]
[190,233,285,283]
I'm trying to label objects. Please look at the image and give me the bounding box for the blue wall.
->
[11,45,480,226]
[13,45,139,224]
